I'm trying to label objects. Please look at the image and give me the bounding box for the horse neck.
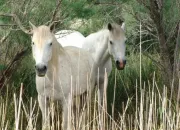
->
[49,37,68,69]
[94,29,110,66]
[46,37,72,81]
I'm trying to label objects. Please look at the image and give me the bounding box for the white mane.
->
[55,30,85,48]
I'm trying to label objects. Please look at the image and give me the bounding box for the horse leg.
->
[98,72,108,130]
[98,71,108,107]
[72,91,88,129]
[38,94,50,129]
[62,95,72,130]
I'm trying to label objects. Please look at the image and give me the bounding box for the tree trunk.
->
[173,23,180,88]
[149,0,173,86]
[157,25,173,85]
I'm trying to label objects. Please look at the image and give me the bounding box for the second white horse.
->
[56,23,127,106]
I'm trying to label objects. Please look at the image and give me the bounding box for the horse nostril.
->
[43,66,47,71]
[123,60,126,65]
[35,65,47,72]
[116,60,120,65]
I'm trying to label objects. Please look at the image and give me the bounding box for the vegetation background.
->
[0,0,180,129]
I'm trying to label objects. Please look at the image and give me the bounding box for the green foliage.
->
[11,53,37,98]
[0,64,6,70]
[29,0,56,25]
[107,53,161,116]
[65,0,95,19]
[163,0,180,33]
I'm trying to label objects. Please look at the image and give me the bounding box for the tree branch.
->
[50,0,62,24]
[136,0,151,10]
[0,24,17,26]
[0,31,11,43]
[132,44,164,69]
[166,21,180,44]
[94,1,121,6]
[0,13,31,34]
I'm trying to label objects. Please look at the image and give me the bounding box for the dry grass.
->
[0,73,180,130]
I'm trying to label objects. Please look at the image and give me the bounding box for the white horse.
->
[29,23,95,129]
[55,30,85,48]
[82,23,127,105]
[55,23,127,106]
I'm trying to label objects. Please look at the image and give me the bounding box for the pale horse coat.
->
[31,25,95,130]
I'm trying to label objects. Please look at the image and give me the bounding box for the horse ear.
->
[49,22,55,32]
[108,23,113,31]
[50,24,55,33]
[121,22,125,31]
[29,21,36,30]
[29,21,36,34]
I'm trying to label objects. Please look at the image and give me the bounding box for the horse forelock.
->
[110,23,125,40]
[96,23,125,41]
[32,26,53,48]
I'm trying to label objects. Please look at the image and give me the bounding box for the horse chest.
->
[35,65,75,99]
[36,77,62,99]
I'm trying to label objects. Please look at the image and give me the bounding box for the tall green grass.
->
[107,53,162,116]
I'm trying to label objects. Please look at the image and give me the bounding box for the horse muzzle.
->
[116,60,126,70]
[35,64,47,77]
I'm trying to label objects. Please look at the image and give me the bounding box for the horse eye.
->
[110,41,113,45]
[50,43,52,46]
[32,42,34,45]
